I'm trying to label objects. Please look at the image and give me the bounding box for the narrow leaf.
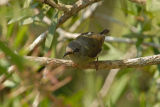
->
[0,41,24,70]
[45,12,58,50]
[14,26,28,48]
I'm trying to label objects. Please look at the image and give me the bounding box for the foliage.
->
[0,0,160,107]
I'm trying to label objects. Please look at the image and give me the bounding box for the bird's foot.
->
[95,58,99,71]
[72,63,78,67]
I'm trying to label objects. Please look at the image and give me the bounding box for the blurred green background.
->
[0,0,160,107]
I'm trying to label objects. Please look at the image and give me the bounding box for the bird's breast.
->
[69,53,94,65]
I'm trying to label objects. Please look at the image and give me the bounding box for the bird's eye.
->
[73,48,80,53]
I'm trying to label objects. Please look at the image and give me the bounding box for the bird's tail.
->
[99,29,109,35]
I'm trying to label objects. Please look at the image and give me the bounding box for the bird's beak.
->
[100,29,109,35]
[63,51,73,58]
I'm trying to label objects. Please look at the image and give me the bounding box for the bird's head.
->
[63,42,80,58]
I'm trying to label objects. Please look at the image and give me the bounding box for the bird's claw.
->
[95,58,99,71]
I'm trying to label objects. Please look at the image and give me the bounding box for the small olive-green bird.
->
[63,29,109,65]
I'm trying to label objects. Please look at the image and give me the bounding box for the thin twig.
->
[40,0,71,12]
[69,2,102,32]
[46,76,72,91]
[57,28,160,49]
[0,0,9,5]
[32,91,40,107]
[57,28,79,40]
[57,0,101,27]
[27,31,48,55]
[0,65,16,83]
[25,54,160,69]
[105,37,160,49]
[29,0,101,54]
[0,0,101,84]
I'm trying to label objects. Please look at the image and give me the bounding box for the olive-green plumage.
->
[64,29,109,65]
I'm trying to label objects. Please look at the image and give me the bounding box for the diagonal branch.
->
[27,31,48,55]
[91,46,137,107]
[69,2,102,32]
[0,0,101,84]
[25,54,160,69]
[40,0,72,12]
[29,0,101,53]
[57,0,101,27]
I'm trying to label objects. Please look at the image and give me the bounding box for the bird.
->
[63,29,109,67]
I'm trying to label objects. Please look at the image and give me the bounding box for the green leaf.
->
[146,0,160,11]
[139,93,146,107]
[14,26,28,48]
[0,64,7,74]
[63,90,84,107]
[8,8,33,25]
[45,11,58,50]
[136,41,143,57]
[39,97,51,107]
[121,0,138,15]
[105,74,129,105]
[6,23,14,39]
[142,21,152,31]
[0,41,24,70]
[23,0,32,8]
[21,17,34,25]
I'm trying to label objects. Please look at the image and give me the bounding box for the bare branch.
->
[69,2,102,32]
[27,31,48,55]
[57,0,101,27]
[29,0,101,54]
[57,28,160,49]
[0,65,15,83]
[32,91,40,107]
[91,69,118,107]
[0,0,101,84]
[57,28,79,40]
[25,54,160,69]
[105,37,160,49]
[0,0,9,5]
[40,0,72,12]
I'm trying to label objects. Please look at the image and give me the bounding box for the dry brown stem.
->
[25,54,160,69]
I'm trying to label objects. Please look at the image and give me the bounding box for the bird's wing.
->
[76,32,94,39]
[86,40,102,58]
[75,31,106,58]
[76,35,102,58]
